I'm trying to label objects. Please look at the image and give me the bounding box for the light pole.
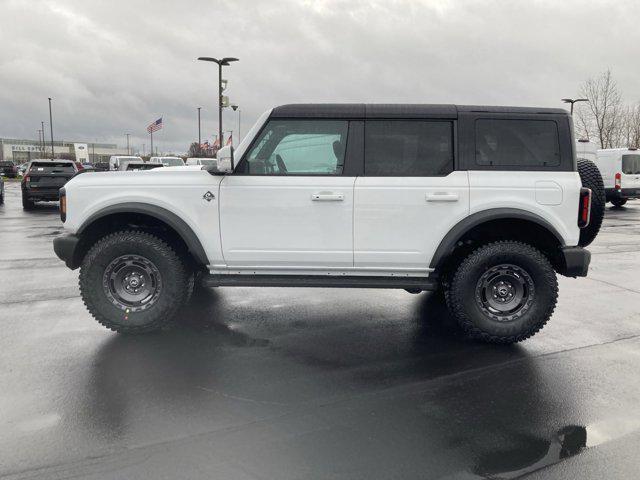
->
[197,107,202,145]
[125,133,131,155]
[562,98,589,115]
[48,97,54,159]
[41,121,45,156]
[197,56,238,149]
[231,104,241,142]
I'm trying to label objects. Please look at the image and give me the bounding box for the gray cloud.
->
[1,0,640,153]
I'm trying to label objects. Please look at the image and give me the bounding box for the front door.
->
[219,119,355,271]
[354,119,469,273]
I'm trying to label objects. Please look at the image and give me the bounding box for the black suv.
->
[22,160,77,210]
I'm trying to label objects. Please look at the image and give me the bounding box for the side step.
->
[201,274,438,290]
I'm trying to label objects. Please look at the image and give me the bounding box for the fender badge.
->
[203,191,215,202]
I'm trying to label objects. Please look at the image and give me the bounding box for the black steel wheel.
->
[103,254,162,312]
[446,241,558,344]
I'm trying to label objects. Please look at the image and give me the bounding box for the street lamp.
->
[125,133,131,155]
[48,97,54,159]
[197,56,238,148]
[231,104,241,142]
[562,98,589,115]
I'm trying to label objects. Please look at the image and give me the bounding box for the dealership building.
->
[0,137,127,164]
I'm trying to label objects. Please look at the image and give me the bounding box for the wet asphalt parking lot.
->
[1,180,640,479]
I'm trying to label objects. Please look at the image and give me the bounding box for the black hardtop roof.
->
[271,104,568,119]
[29,159,75,164]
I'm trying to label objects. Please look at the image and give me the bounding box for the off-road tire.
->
[79,230,189,333]
[577,158,605,247]
[22,191,34,210]
[611,198,627,207]
[446,241,558,344]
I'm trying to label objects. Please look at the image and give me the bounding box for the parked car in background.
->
[80,163,96,172]
[22,159,77,210]
[125,162,162,171]
[109,156,143,171]
[185,157,217,167]
[593,148,640,206]
[0,177,4,204]
[149,156,185,167]
[93,162,110,172]
[0,161,18,178]
[17,162,29,176]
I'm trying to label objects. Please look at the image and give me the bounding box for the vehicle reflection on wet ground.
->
[1,182,640,479]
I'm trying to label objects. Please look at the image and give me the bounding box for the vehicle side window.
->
[239,120,348,175]
[364,120,453,176]
[622,154,640,174]
[475,119,560,167]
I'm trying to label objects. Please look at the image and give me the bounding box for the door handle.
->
[426,192,459,202]
[311,192,344,202]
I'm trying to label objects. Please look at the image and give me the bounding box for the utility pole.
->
[197,56,238,152]
[41,121,45,156]
[48,97,54,159]
[197,107,202,144]
[125,133,131,155]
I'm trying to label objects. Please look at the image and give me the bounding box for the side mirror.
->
[215,145,234,173]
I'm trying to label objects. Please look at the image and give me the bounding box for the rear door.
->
[219,118,356,270]
[621,153,640,194]
[354,119,469,273]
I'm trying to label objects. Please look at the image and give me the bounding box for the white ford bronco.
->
[53,104,604,343]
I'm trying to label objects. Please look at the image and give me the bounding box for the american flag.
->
[147,117,163,134]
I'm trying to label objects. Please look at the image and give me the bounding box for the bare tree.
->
[622,103,640,149]
[579,70,624,148]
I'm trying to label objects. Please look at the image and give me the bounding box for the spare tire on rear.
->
[577,158,605,247]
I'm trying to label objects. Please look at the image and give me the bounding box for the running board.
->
[201,274,438,290]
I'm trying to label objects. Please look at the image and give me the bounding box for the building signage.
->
[11,145,44,152]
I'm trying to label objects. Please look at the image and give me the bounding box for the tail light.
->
[578,187,592,228]
[615,172,622,190]
[24,175,30,183]
[59,188,66,222]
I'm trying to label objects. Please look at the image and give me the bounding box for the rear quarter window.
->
[475,119,561,168]
[622,154,640,174]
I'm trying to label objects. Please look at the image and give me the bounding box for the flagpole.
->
[150,130,153,157]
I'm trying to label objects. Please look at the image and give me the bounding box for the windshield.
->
[162,158,184,166]
[0,161,15,166]
[29,162,75,173]
[622,154,640,174]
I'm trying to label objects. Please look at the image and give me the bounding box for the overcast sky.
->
[2,0,640,153]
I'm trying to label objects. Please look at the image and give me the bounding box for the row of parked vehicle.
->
[0,155,218,209]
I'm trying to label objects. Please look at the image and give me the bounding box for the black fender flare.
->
[429,208,565,270]
[77,202,209,266]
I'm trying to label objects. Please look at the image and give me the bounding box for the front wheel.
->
[611,198,627,207]
[446,241,558,344]
[79,230,189,333]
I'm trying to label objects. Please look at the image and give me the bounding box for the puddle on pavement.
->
[471,415,640,479]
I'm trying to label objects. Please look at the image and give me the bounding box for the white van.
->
[109,156,143,171]
[185,157,217,167]
[149,156,185,167]
[593,148,640,206]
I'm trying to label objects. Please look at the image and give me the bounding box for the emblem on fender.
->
[203,191,215,202]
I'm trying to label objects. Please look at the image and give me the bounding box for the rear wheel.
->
[446,241,558,344]
[22,191,34,210]
[611,198,627,207]
[79,230,189,333]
